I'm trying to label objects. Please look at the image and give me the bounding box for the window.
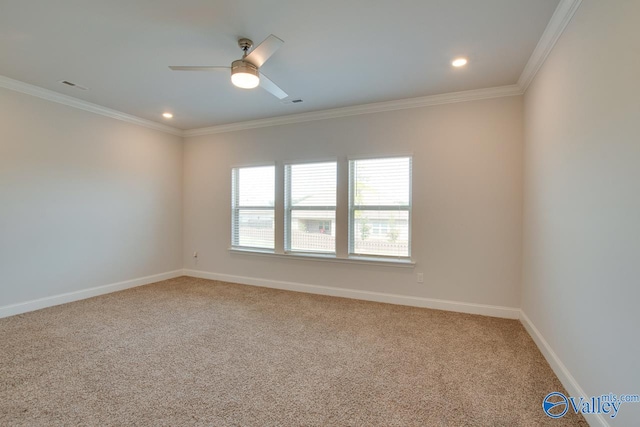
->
[285,161,337,253]
[349,157,412,258]
[231,165,275,250]
[230,156,413,265]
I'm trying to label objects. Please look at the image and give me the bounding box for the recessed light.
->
[162,113,173,119]
[452,58,468,67]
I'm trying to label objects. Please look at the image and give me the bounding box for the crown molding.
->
[0,75,184,137]
[184,84,523,137]
[517,0,582,92]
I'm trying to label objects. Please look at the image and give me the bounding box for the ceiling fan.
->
[169,34,288,100]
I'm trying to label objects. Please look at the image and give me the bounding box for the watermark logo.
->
[543,392,569,418]
[543,392,640,419]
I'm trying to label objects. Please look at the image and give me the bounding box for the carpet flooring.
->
[1,276,587,426]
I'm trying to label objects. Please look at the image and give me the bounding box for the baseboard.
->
[519,311,608,427]
[183,269,520,319]
[0,269,184,319]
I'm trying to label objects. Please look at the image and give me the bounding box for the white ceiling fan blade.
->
[169,66,229,71]
[244,34,284,68]
[259,73,288,100]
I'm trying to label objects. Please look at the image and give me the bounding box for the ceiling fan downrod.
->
[238,38,253,57]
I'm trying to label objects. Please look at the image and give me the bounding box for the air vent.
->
[280,98,303,105]
[58,80,89,90]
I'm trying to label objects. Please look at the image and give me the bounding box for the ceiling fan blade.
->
[169,66,229,71]
[244,34,284,68]
[259,73,288,100]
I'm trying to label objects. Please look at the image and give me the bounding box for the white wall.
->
[522,1,640,425]
[183,96,524,310]
[0,88,183,308]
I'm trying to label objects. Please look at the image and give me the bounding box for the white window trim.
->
[229,247,415,268]
[229,156,413,265]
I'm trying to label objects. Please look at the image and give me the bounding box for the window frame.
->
[284,160,337,255]
[231,164,276,251]
[348,155,413,260]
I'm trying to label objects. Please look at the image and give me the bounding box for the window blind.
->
[349,157,412,258]
[285,162,337,253]
[231,165,275,250]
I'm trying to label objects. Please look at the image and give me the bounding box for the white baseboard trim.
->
[0,269,184,319]
[183,269,520,319]
[519,311,608,427]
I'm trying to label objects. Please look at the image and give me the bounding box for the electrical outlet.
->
[416,273,424,283]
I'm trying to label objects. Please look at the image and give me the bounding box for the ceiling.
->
[0,0,560,130]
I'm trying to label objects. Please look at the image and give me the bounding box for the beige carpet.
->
[1,276,586,426]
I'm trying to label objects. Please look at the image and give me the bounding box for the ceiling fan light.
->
[231,60,260,89]
[452,57,468,67]
[231,72,259,89]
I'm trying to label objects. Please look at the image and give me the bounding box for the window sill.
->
[228,248,415,268]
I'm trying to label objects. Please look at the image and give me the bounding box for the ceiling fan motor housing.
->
[231,60,258,77]
[237,38,253,52]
